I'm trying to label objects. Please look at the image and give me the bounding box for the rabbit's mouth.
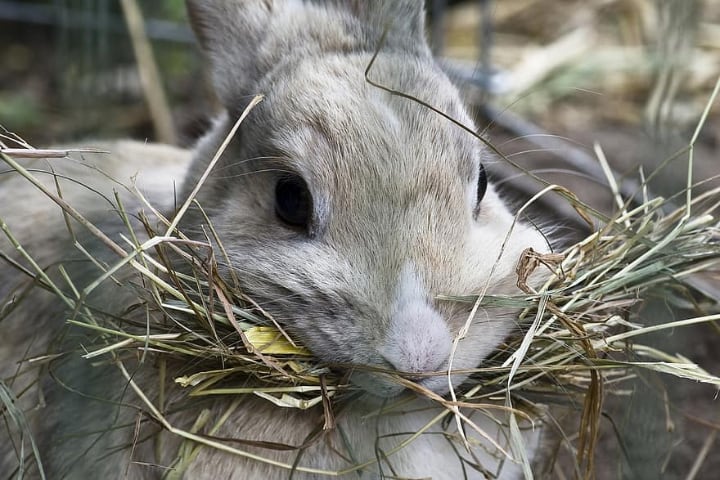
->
[349,369,407,399]
[347,364,470,400]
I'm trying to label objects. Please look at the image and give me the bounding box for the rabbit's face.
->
[184,0,548,398]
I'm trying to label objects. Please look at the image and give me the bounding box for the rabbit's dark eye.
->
[476,164,488,206]
[275,175,312,229]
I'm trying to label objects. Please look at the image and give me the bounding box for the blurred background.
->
[1,1,718,478]
[0,0,205,145]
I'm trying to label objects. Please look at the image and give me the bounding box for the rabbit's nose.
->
[378,262,452,375]
[378,301,452,375]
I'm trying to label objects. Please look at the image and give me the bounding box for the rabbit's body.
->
[1,1,548,478]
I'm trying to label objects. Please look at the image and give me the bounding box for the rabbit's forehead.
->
[265,54,481,191]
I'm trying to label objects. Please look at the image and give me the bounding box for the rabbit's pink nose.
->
[379,300,452,375]
[379,262,452,375]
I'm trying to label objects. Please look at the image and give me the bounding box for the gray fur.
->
[1,1,548,478]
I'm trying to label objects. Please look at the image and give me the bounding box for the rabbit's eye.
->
[476,164,488,206]
[275,175,312,229]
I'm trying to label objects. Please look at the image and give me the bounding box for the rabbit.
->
[0,1,550,478]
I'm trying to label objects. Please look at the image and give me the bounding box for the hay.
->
[2,84,720,477]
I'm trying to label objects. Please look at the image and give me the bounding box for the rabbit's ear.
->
[186,0,275,105]
[343,0,427,48]
[186,0,431,106]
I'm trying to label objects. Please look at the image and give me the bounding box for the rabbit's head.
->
[183,0,548,398]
